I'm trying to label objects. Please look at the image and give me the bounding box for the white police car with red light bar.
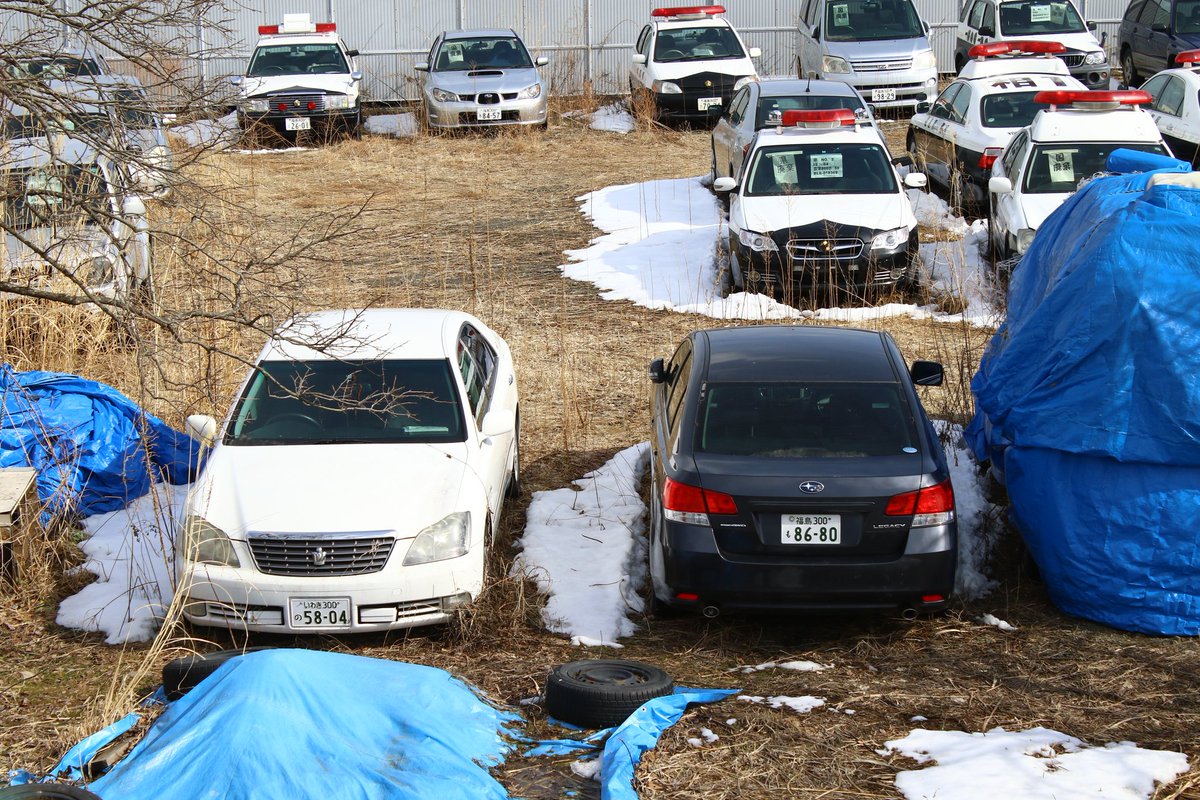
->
[908,40,1086,207]
[232,13,364,141]
[630,5,761,124]
[987,89,1172,258]
[1137,48,1200,165]
[713,108,926,304]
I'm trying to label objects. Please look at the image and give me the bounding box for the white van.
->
[796,0,939,112]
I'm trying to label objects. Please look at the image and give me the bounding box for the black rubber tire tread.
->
[162,647,271,700]
[0,786,103,799]
[545,659,674,729]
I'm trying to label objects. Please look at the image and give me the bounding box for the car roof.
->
[752,121,883,148]
[255,32,342,47]
[654,16,731,30]
[261,308,479,362]
[756,78,860,98]
[444,28,519,40]
[699,326,899,382]
[958,73,1084,94]
[959,57,1072,81]
[1028,104,1162,143]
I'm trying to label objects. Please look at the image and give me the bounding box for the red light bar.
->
[968,40,1066,58]
[1034,89,1151,106]
[781,108,856,126]
[978,146,1003,170]
[257,25,279,34]
[315,22,336,32]
[651,5,725,16]
[1177,49,1200,64]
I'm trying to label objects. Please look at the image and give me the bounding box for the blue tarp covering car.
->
[0,366,198,518]
[967,150,1200,635]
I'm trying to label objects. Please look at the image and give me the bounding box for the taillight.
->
[886,478,955,527]
[978,147,1003,170]
[663,477,738,524]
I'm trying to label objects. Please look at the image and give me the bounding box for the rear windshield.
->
[654,26,746,62]
[699,382,917,457]
[755,94,867,129]
[979,90,1042,128]
[745,143,897,195]
[824,0,926,41]
[1022,141,1167,193]
[225,359,465,445]
[998,0,1086,34]
[248,44,348,76]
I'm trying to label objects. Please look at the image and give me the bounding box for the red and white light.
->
[651,5,726,17]
[781,108,857,128]
[1033,89,1151,109]
[885,478,955,527]
[662,477,738,525]
[978,146,1004,170]
[968,40,1066,58]
[1176,49,1200,65]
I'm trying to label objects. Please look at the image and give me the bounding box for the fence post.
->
[585,0,594,86]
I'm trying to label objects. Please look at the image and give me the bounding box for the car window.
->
[1123,0,1146,21]
[980,90,1042,127]
[457,324,497,419]
[998,0,1087,34]
[1023,141,1167,192]
[1174,0,1200,31]
[968,0,988,28]
[728,86,751,124]
[10,57,101,79]
[1001,129,1029,175]
[949,83,973,122]
[248,44,348,76]
[754,92,866,127]
[636,26,652,55]
[1146,0,1171,27]
[225,359,466,445]
[982,2,997,30]
[435,36,532,70]
[1,164,108,231]
[825,0,926,40]
[745,143,898,195]
[805,0,823,27]
[1141,73,1169,100]
[699,382,917,457]
[930,83,962,119]
[665,341,693,432]
[653,26,746,62]
[1153,75,1186,115]
[1136,0,1161,23]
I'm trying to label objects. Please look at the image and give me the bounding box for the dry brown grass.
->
[0,120,1196,800]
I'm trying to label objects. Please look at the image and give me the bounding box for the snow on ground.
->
[56,483,187,644]
[883,727,1189,800]
[590,102,637,134]
[365,113,418,138]
[940,421,998,601]
[687,727,720,747]
[733,660,830,674]
[979,613,1018,632]
[739,695,826,714]
[560,177,1004,326]
[513,443,651,647]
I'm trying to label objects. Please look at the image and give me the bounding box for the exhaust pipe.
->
[900,607,919,621]
[701,605,721,619]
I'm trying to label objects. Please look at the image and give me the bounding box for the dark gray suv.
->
[1119,0,1200,85]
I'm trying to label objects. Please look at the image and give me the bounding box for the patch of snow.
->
[726,718,737,725]
[979,614,1018,632]
[172,112,239,150]
[739,695,826,714]
[571,758,602,781]
[938,421,998,601]
[688,727,720,747]
[733,659,830,674]
[911,715,928,723]
[591,102,636,134]
[365,113,418,138]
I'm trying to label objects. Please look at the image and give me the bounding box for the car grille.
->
[265,93,326,112]
[1060,53,1086,67]
[248,535,394,576]
[850,57,914,72]
[676,71,744,103]
[459,92,519,103]
[787,238,865,262]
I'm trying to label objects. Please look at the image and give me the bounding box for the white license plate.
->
[288,597,351,628]
[284,117,311,131]
[697,97,723,111]
[781,514,842,545]
[871,88,897,102]
[477,107,502,121]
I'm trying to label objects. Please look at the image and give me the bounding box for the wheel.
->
[505,410,522,498]
[544,659,674,728]
[1121,49,1139,87]
[0,787,103,799]
[162,647,272,700]
[906,131,925,174]
[954,54,965,73]
[729,243,745,291]
[349,111,363,139]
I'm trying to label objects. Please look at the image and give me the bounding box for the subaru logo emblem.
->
[799,481,825,494]
[312,547,327,566]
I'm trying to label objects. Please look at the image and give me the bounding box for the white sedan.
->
[1138,49,1200,166]
[178,308,520,634]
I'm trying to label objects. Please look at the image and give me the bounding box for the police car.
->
[712,109,926,302]
[1138,49,1200,164]
[630,5,761,124]
[908,40,1085,205]
[232,14,363,140]
[987,89,1171,257]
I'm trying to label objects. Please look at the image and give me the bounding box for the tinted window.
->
[666,342,692,431]
[980,90,1043,127]
[1147,0,1172,26]
[1174,0,1200,31]
[1001,129,1029,174]
[930,83,962,119]
[745,143,898,195]
[1022,141,1167,192]
[434,37,532,70]
[1154,75,1186,115]
[968,0,988,27]
[654,26,746,61]
[728,86,751,124]
[754,93,866,127]
[457,325,496,419]
[998,0,1086,34]
[699,382,916,457]
[249,44,348,76]
[1,165,108,231]
[11,57,100,79]
[226,359,465,445]
[825,0,926,41]
[1123,0,1146,21]
[949,83,972,121]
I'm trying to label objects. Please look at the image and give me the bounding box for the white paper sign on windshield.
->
[1029,4,1052,22]
[833,4,851,26]
[771,153,799,185]
[1046,149,1076,182]
[810,153,844,179]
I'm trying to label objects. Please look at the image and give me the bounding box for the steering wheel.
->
[660,49,686,60]
[268,412,322,430]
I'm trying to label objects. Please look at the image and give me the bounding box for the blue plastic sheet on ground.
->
[0,366,198,518]
[88,649,519,800]
[968,159,1200,635]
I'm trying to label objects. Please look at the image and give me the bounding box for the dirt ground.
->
[1,113,1198,800]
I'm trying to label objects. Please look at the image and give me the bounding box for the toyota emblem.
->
[704,80,713,87]
[799,481,825,494]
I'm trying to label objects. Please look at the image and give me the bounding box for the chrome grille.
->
[1060,54,1085,67]
[249,535,394,576]
[787,238,864,261]
[266,93,326,112]
[850,57,913,72]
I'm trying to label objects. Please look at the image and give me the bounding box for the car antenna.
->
[805,74,813,92]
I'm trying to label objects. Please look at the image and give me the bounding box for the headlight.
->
[651,80,682,94]
[1085,50,1107,65]
[737,229,778,252]
[326,95,355,109]
[821,55,850,73]
[403,511,470,566]
[912,50,938,70]
[1016,228,1036,253]
[244,98,268,113]
[183,517,241,567]
[518,83,542,99]
[84,256,114,284]
[431,87,459,103]
[870,227,910,252]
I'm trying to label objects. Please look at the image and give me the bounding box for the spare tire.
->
[162,647,271,700]
[544,659,674,729]
[0,786,103,799]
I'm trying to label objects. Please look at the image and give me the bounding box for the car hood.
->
[241,75,357,97]
[4,226,111,271]
[996,31,1102,52]
[190,441,474,538]
[644,58,758,81]
[825,37,931,61]
[427,67,543,93]
[736,192,913,233]
[1020,192,1072,230]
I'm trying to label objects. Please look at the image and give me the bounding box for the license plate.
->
[781,514,841,545]
[871,88,897,102]
[284,117,311,131]
[288,597,351,628]
[477,107,502,121]
[698,97,723,111]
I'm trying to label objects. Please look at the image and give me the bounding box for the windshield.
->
[433,37,533,70]
[10,57,101,79]
[980,91,1043,128]
[824,0,926,41]
[225,359,466,445]
[0,165,108,231]
[1174,0,1200,33]
[247,44,348,76]
[653,26,746,62]
[2,113,46,139]
[998,1,1086,35]
[114,89,156,128]
[700,382,916,457]
[745,142,898,195]
[755,95,867,128]
[1022,141,1167,193]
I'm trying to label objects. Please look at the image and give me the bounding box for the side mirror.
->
[536,56,549,66]
[633,53,647,64]
[649,358,666,383]
[1152,21,1168,31]
[414,61,430,72]
[122,196,147,216]
[713,176,738,192]
[350,70,363,82]
[345,48,360,58]
[979,24,995,36]
[1086,19,1097,30]
[916,101,931,113]
[186,414,218,445]
[749,46,763,58]
[904,172,927,188]
[229,75,243,86]
[1100,31,1108,46]
[893,155,914,167]
[910,361,944,386]
[988,175,1013,194]
[481,408,516,437]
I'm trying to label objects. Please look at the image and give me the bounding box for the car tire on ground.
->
[0,786,103,799]
[162,647,271,700]
[1121,49,1139,87]
[506,411,522,498]
[544,659,674,729]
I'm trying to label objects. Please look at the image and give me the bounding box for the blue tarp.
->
[968,152,1200,635]
[0,366,198,518]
